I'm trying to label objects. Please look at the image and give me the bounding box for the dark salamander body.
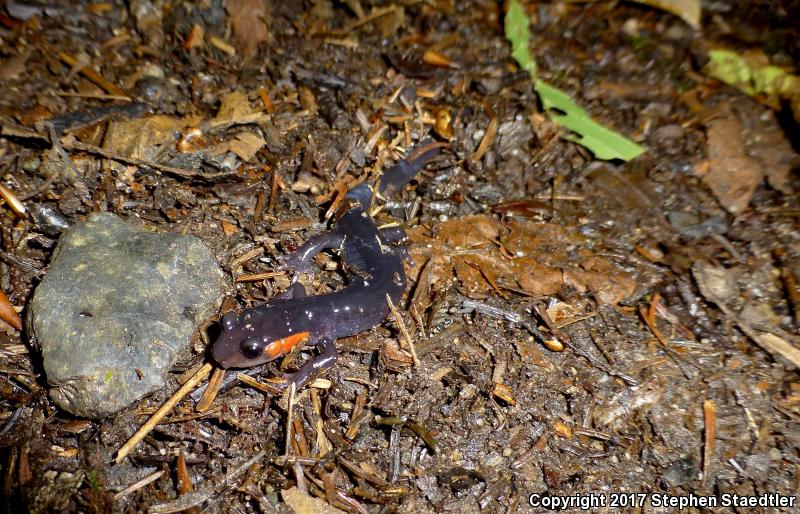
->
[211,141,446,388]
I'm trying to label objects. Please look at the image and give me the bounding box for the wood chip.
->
[195,367,226,412]
[209,35,236,56]
[554,421,573,439]
[0,184,26,217]
[0,289,22,331]
[492,383,517,406]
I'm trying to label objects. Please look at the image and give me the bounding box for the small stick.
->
[56,92,132,101]
[702,399,717,486]
[65,140,233,179]
[469,108,498,162]
[284,382,297,459]
[57,51,129,99]
[638,303,695,379]
[235,271,286,282]
[115,363,213,463]
[386,294,420,367]
[113,470,165,501]
[237,373,284,396]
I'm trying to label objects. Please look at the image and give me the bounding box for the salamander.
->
[211,140,447,389]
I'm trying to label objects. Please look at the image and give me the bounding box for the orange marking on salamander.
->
[264,331,310,359]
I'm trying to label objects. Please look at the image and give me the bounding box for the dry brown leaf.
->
[504,220,581,264]
[229,132,266,161]
[213,91,269,127]
[629,0,700,29]
[215,91,253,122]
[563,269,636,305]
[411,214,635,305]
[514,259,562,296]
[0,51,30,81]
[436,215,504,248]
[701,116,762,215]
[103,115,186,173]
[746,111,796,194]
[226,0,270,58]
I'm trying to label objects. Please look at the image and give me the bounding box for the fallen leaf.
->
[0,50,30,81]
[704,48,800,123]
[564,268,636,305]
[228,132,266,161]
[410,215,635,305]
[103,115,186,173]
[226,0,270,58]
[746,111,796,194]
[514,258,562,296]
[212,91,269,128]
[505,0,644,160]
[701,116,762,215]
[629,0,700,30]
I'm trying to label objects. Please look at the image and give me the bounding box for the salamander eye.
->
[221,311,239,331]
[241,338,265,359]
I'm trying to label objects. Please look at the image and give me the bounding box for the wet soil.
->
[0,0,799,512]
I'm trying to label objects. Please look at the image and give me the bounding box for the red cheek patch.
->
[264,331,310,359]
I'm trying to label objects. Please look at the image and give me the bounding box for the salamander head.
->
[211,310,310,369]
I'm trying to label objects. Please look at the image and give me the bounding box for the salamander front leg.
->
[280,337,337,389]
[379,226,407,244]
[282,232,345,274]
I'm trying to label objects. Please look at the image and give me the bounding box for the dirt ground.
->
[0,0,799,512]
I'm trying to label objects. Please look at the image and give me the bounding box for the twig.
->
[56,51,129,99]
[344,5,398,31]
[115,363,213,463]
[112,470,164,501]
[56,92,132,101]
[702,399,716,486]
[64,140,234,179]
[1,122,235,180]
[284,382,297,458]
[639,296,696,380]
[469,102,498,162]
[19,123,73,200]
[386,294,420,367]
[148,451,266,514]
[237,373,284,396]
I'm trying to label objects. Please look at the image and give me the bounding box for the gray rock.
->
[28,212,224,419]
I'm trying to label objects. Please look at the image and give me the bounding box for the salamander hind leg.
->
[379,226,414,265]
[282,232,345,274]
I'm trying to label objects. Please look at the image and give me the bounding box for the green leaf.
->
[705,49,755,95]
[536,81,646,161]
[504,0,537,77]
[504,0,644,161]
[705,48,800,109]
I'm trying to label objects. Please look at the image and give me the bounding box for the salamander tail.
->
[378,140,448,196]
